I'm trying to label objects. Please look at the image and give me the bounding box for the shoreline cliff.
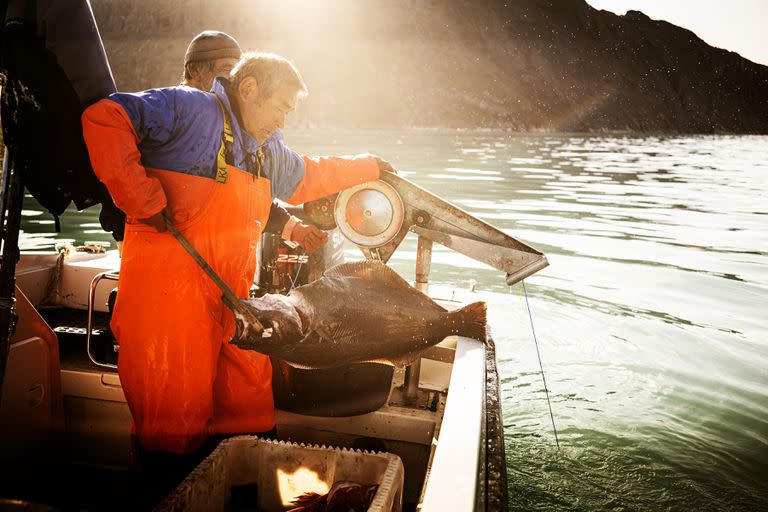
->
[91,0,768,134]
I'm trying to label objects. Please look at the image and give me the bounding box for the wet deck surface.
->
[0,459,194,510]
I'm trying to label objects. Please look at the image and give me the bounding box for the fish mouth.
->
[228,295,303,352]
[231,311,278,350]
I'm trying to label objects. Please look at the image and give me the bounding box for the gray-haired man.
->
[181,30,327,252]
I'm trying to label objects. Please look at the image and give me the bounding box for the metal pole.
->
[0,147,24,402]
[415,236,433,293]
[405,235,433,400]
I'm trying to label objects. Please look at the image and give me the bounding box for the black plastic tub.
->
[271,358,394,417]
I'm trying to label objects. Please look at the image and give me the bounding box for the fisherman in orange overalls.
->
[82,52,392,456]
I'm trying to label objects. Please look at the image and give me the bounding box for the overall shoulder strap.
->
[212,93,235,183]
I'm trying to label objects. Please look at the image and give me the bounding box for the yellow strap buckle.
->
[255,147,265,178]
[216,146,229,184]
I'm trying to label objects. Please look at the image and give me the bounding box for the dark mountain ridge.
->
[91,0,768,133]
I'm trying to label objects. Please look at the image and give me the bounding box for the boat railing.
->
[421,335,486,511]
[86,270,120,369]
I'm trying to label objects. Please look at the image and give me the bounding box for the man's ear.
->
[238,76,259,103]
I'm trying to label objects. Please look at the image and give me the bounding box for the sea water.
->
[19,131,768,511]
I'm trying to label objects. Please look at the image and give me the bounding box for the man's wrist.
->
[282,215,301,241]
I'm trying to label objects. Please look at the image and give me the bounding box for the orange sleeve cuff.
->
[82,99,167,219]
[287,155,380,205]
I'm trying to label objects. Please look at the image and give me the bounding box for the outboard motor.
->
[255,205,345,296]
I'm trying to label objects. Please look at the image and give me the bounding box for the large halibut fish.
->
[230,261,486,368]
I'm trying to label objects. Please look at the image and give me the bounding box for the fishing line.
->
[522,280,560,450]
[289,249,306,290]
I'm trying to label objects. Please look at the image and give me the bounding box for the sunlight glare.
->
[276,466,331,506]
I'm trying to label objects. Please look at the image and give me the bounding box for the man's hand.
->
[291,223,328,254]
[372,155,397,174]
[138,207,170,232]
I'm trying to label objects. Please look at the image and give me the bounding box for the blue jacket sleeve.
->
[266,135,379,204]
[265,135,307,201]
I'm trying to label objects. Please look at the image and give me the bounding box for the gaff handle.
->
[164,214,264,333]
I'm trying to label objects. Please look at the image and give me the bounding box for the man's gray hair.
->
[231,52,308,102]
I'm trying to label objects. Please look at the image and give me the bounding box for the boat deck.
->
[1,251,508,510]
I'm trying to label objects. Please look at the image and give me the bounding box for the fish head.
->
[233,294,305,347]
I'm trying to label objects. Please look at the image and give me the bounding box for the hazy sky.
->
[584,0,768,66]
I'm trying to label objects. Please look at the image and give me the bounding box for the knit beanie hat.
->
[184,31,242,66]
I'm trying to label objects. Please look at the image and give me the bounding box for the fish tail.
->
[453,301,487,341]
[288,491,326,511]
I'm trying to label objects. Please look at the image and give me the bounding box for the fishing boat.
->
[0,1,548,510]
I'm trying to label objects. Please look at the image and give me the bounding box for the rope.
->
[522,280,560,450]
[288,249,306,291]
[38,246,67,307]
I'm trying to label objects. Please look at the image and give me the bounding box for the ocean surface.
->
[19,131,768,511]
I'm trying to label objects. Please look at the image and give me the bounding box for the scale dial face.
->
[334,180,405,248]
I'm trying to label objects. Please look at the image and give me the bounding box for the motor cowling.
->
[255,227,345,296]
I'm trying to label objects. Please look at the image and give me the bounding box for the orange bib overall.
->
[115,164,272,453]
